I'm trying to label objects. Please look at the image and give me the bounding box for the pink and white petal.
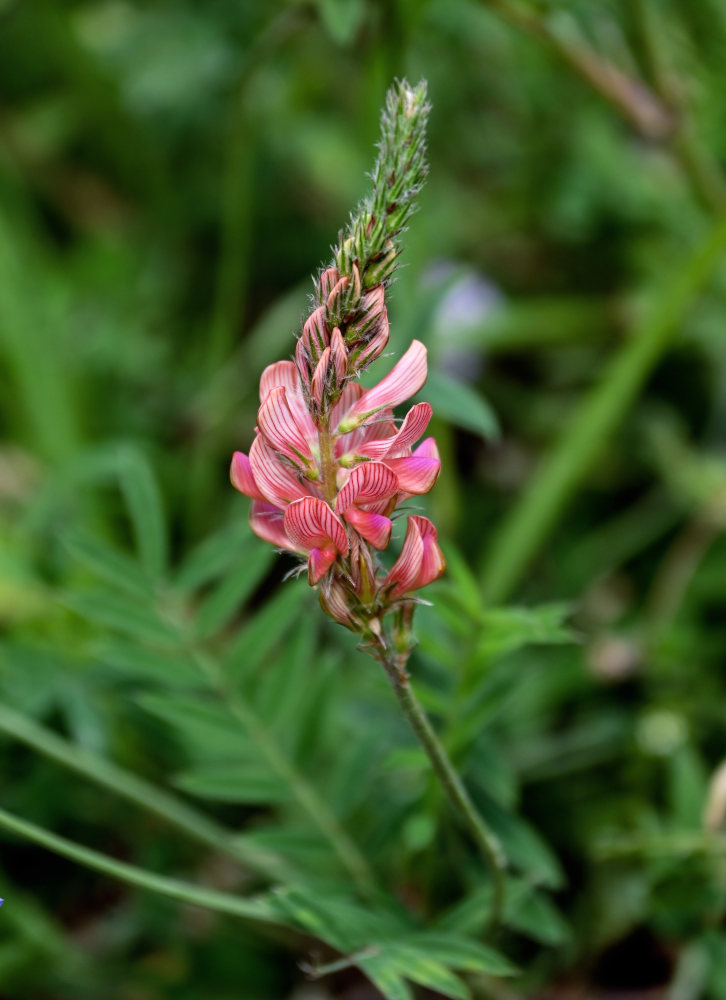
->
[341,340,428,426]
[330,327,348,383]
[344,507,392,549]
[230,451,265,500]
[383,517,424,597]
[410,516,445,588]
[284,497,349,556]
[250,500,298,552]
[249,436,311,507]
[257,386,313,465]
[335,461,399,514]
[358,402,432,459]
[311,346,331,407]
[308,545,338,585]
[383,454,440,494]
[259,361,301,403]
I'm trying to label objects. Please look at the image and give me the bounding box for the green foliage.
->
[3,0,726,996]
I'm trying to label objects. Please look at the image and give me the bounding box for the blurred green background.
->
[3,0,726,997]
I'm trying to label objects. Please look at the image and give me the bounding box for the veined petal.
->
[335,461,399,514]
[308,545,338,585]
[330,327,348,383]
[383,453,440,494]
[230,451,265,501]
[338,340,428,430]
[250,501,298,552]
[259,360,301,404]
[249,436,312,507]
[384,515,445,597]
[358,402,432,459]
[284,497,348,556]
[343,507,392,549]
[311,346,331,407]
[258,386,314,466]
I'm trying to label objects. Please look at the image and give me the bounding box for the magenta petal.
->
[249,436,311,507]
[258,386,313,466]
[383,455,440,494]
[250,500,298,551]
[335,461,399,514]
[230,451,265,500]
[284,497,348,556]
[344,507,392,549]
[384,517,424,597]
[340,340,428,427]
[358,402,433,459]
[308,545,338,585]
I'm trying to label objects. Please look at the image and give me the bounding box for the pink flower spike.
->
[284,497,349,583]
[230,451,265,501]
[384,515,445,597]
[250,500,298,552]
[344,507,392,549]
[249,436,312,507]
[338,340,428,431]
[319,267,340,300]
[257,386,314,467]
[335,461,399,515]
[358,402,433,459]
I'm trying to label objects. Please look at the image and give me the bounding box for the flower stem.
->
[377,646,506,930]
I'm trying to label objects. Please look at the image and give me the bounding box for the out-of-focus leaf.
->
[193,545,274,640]
[62,589,179,646]
[419,369,499,440]
[474,604,574,660]
[117,446,167,579]
[95,638,202,689]
[63,531,153,597]
[137,693,250,756]
[173,520,251,593]
[174,763,287,804]
[357,956,414,1000]
[313,0,366,45]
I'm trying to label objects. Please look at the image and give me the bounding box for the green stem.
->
[480,209,726,605]
[378,648,506,930]
[0,805,280,925]
[0,702,288,881]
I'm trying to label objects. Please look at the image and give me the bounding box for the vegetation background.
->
[2,0,726,997]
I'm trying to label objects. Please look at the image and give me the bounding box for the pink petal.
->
[343,507,392,549]
[249,436,312,507]
[335,461,399,514]
[259,361,301,404]
[250,500,298,552]
[384,515,445,597]
[330,327,348,383]
[338,340,428,430]
[311,346,331,407]
[319,267,340,300]
[301,306,330,358]
[308,545,338,585]
[230,451,265,501]
[257,386,314,466]
[382,454,440,494]
[384,517,424,597]
[358,402,432,459]
[412,436,440,460]
[284,497,348,556]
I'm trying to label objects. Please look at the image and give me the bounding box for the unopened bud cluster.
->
[231,80,443,652]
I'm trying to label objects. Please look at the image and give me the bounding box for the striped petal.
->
[250,500,298,552]
[335,461,399,514]
[330,326,348,383]
[258,386,314,466]
[259,361,316,438]
[284,497,348,556]
[249,436,311,507]
[344,507,392,549]
[311,346,331,407]
[384,515,445,597]
[230,451,265,501]
[337,340,428,431]
[358,402,432,459]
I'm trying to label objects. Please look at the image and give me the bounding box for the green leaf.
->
[313,0,366,45]
[174,520,251,594]
[62,589,179,647]
[420,369,499,440]
[504,883,570,946]
[117,446,167,579]
[174,763,287,804]
[475,603,574,660]
[193,545,274,640]
[404,932,517,976]
[96,638,202,689]
[63,531,153,597]
[138,693,249,757]
[224,581,310,678]
[357,954,414,1000]
[384,945,472,998]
